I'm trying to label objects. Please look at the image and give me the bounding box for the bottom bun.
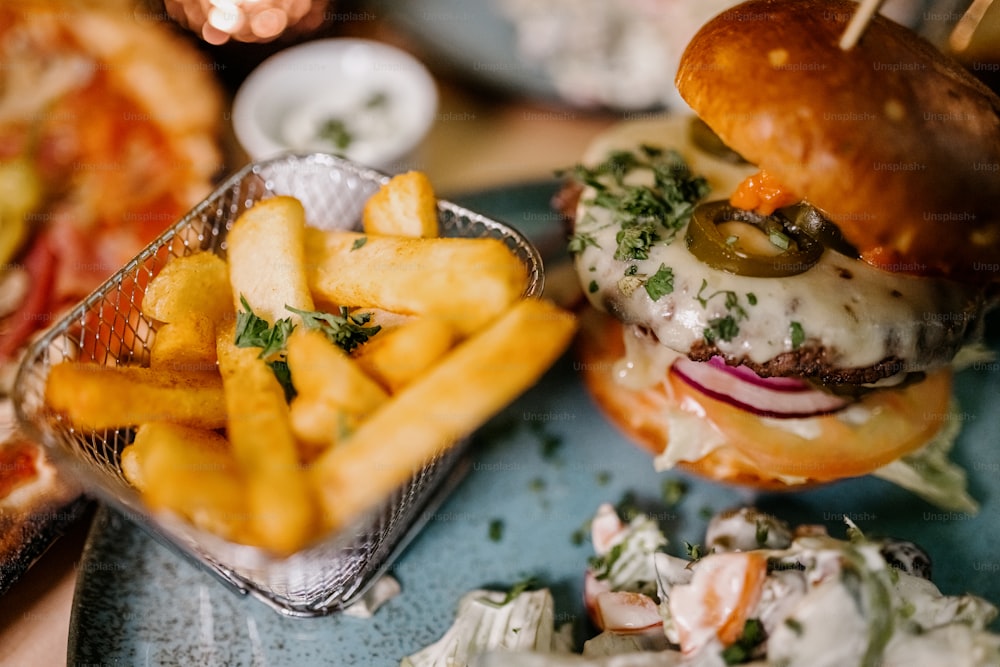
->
[575,308,953,491]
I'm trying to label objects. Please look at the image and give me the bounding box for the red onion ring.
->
[705,356,812,392]
[673,357,848,419]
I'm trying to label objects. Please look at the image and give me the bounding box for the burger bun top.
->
[676,0,1000,284]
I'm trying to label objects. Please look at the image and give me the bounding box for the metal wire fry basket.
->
[12,153,544,616]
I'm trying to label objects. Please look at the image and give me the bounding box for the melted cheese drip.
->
[574,115,981,373]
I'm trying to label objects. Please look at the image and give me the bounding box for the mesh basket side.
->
[13,153,540,615]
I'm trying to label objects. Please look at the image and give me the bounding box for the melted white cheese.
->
[574,115,982,372]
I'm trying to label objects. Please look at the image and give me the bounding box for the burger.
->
[567,0,1000,510]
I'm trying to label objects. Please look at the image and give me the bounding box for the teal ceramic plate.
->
[69,182,1000,665]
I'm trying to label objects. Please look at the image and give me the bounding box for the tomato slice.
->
[667,366,952,481]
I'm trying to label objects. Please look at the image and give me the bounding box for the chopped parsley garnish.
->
[721,618,767,664]
[529,422,563,461]
[316,117,353,151]
[571,518,590,546]
[563,145,710,261]
[234,297,382,400]
[589,542,625,580]
[269,362,294,401]
[789,321,805,349]
[539,433,563,461]
[661,478,688,508]
[480,577,541,607]
[286,305,381,354]
[685,542,705,560]
[615,490,641,521]
[588,280,599,294]
[706,314,741,343]
[755,520,770,547]
[234,296,297,400]
[696,279,753,343]
[488,518,505,542]
[784,617,804,636]
[366,91,389,108]
[615,221,659,261]
[235,297,295,360]
[644,263,675,301]
[351,236,368,251]
[315,91,389,152]
[567,231,599,255]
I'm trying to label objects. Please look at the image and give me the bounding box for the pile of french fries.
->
[44,172,577,555]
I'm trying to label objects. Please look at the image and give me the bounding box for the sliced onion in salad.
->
[671,356,848,419]
[592,591,663,634]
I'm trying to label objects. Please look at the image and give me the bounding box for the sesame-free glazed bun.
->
[675,0,1000,283]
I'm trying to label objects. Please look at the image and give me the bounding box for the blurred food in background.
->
[0,0,225,597]
[380,0,956,111]
[163,0,331,44]
[946,0,1000,92]
[231,38,438,169]
[0,2,224,373]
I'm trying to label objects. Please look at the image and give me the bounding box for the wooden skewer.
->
[838,0,886,50]
[949,0,997,53]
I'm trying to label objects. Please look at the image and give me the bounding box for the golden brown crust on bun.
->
[676,0,1000,283]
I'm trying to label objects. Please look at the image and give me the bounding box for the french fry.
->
[353,316,456,393]
[149,314,217,372]
[142,251,232,324]
[57,173,568,558]
[286,328,389,459]
[45,362,226,430]
[122,422,248,543]
[120,443,146,491]
[304,229,528,335]
[216,322,317,554]
[362,170,439,238]
[143,252,233,370]
[227,196,314,325]
[309,298,577,531]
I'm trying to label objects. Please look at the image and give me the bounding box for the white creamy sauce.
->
[652,408,725,472]
[574,115,980,372]
[615,323,680,390]
[281,87,411,166]
[765,579,870,667]
[758,415,824,440]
